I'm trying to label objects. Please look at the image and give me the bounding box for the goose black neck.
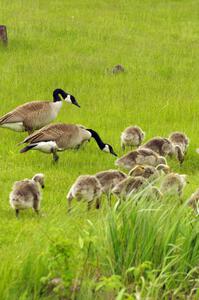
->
[53,89,67,102]
[86,129,105,150]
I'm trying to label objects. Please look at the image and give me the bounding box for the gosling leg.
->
[15,209,19,218]
[95,198,101,209]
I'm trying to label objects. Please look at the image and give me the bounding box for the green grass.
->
[0,0,199,298]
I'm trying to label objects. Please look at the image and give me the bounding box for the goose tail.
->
[20,144,37,153]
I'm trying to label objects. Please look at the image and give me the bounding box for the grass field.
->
[0,0,199,299]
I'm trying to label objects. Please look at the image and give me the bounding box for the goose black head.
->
[103,144,118,156]
[53,89,80,107]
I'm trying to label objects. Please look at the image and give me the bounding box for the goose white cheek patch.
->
[65,95,72,103]
[103,145,110,153]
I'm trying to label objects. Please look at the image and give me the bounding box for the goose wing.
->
[0,101,50,125]
[21,123,78,145]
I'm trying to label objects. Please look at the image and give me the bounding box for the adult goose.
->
[0,88,80,134]
[19,123,117,162]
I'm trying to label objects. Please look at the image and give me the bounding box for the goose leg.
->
[52,150,59,162]
[25,126,34,135]
[121,143,125,151]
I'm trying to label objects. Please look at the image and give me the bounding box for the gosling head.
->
[181,174,189,184]
[103,144,118,156]
[156,164,170,174]
[32,173,45,189]
[129,165,145,177]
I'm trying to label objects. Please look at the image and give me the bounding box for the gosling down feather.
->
[0,89,80,134]
[121,125,145,150]
[19,123,117,162]
[115,148,167,170]
[9,173,45,217]
[67,175,102,211]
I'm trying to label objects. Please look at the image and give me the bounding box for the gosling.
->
[95,169,127,195]
[160,173,187,200]
[141,137,174,157]
[115,148,167,170]
[67,175,102,211]
[121,125,145,150]
[187,189,199,214]
[129,164,170,179]
[9,173,45,217]
[112,176,147,199]
[112,176,163,200]
[169,132,189,154]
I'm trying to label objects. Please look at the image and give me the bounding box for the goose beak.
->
[110,149,118,156]
[73,99,80,108]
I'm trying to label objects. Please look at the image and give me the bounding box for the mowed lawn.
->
[0,1,199,299]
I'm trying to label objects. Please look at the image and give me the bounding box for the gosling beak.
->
[73,99,80,108]
[42,185,45,189]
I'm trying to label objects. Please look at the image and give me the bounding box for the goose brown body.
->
[19,123,117,162]
[0,101,62,132]
[21,123,91,150]
[0,89,79,133]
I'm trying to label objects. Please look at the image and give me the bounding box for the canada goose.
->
[141,137,174,157]
[160,173,188,199]
[0,89,80,134]
[129,164,170,179]
[95,169,127,194]
[121,125,145,150]
[112,176,147,198]
[187,189,199,214]
[9,173,44,217]
[169,132,189,154]
[19,123,117,162]
[67,175,102,211]
[115,148,167,170]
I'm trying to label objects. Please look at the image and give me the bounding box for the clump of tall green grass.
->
[78,198,199,299]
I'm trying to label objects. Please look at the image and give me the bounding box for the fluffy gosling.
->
[169,132,189,154]
[115,148,167,170]
[95,169,127,195]
[129,164,170,179]
[160,173,188,200]
[187,189,199,214]
[112,176,147,198]
[9,173,45,217]
[121,125,145,150]
[142,137,174,157]
[67,175,102,211]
